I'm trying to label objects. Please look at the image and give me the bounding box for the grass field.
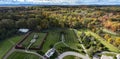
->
[63,55,82,59]
[30,33,47,48]
[54,29,84,54]
[42,31,60,53]
[21,32,46,48]
[64,29,82,51]
[7,51,40,59]
[0,35,23,59]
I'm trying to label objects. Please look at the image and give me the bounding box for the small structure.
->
[44,48,55,58]
[18,28,29,33]
[116,54,120,59]
[101,55,113,59]
[33,34,39,39]
[30,39,36,43]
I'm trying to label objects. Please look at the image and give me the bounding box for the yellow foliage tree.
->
[115,38,120,46]
[108,38,113,44]
[104,34,111,40]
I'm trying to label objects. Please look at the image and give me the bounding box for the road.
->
[57,51,89,59]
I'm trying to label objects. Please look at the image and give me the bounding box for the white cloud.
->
[18,0,25,2]
[0,0,120,5]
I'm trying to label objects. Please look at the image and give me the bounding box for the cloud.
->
[0,0,120,5]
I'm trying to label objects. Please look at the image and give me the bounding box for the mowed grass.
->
[21,32,46,48]
[21,33,34,47]
[30,33,46,48]
[7,51,40,59]
[63,55,82,59]
[64,29,81,50]
[42,31,60,53]
[0,35,23,59]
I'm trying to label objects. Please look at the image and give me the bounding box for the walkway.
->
[57,51,89,59]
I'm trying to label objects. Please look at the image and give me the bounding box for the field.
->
[64,29,83,52]
[41,31,60,53]
[7,51,40,59]
[20,32,47,48]
[54,29,84,54]
[63,56,82,59]
[0,35,23,59]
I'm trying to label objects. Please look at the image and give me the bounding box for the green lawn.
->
[86,30,120,52]
[64,29,82,51]
[0,35,23,59]
[30,33,47,48]
[7,51,40,59]
[63,55,82,59]
[21,32,46,48]
[42,31,60,53]
[21,33,34,47]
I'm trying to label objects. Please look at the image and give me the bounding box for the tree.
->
[16,19,27,28]
[0,19,15,29]
[104,34,111,40]
[40,19,49,29]
[115,38,120,47]
[27,18,39,30]
[108,38,113,44]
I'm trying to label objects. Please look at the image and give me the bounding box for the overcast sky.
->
[0,0,120,5]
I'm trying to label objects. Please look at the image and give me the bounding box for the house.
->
[45,48,55,58]
[116,54,120,59]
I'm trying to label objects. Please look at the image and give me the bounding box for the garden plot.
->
[42,31,60,53]
[18,32,47,49]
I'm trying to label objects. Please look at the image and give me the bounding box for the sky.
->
[0,0,120,5]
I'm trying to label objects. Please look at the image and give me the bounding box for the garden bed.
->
[15,32,48,50]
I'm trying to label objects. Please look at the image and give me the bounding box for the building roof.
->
[18,28,29,33]
[45,48,55,58]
